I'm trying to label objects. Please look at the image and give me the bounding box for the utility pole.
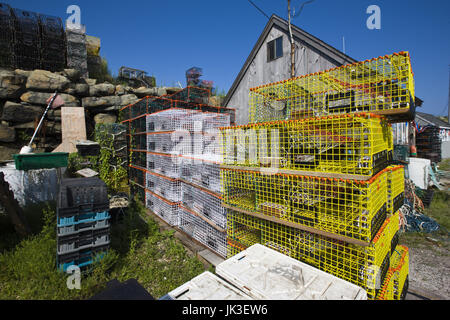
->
[288,0,295,78]
[287,1,316,78]
[448,66,450,123]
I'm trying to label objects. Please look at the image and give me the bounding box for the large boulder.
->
[85,78,97,86]
[82,96,122,108]
[115,85,126,96]
[13,122,36,130]
[120,94,139,106]
[46,109,61,121]
[14,69,32,78]
[0,123,15,142]
[26,70,71,91]
[63,69,81,82]
[0,144,20,161]
[89,82,115,96]
[0,69,27,99]
[94,113,117,124]
[44,121,62,135]
[1,101,44,123]
[20,91,78,106]
[62,83,89,96]
[133,86,166,98]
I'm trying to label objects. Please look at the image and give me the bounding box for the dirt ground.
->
[406,243,450,299]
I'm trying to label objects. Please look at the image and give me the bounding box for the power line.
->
[247,0,270,20]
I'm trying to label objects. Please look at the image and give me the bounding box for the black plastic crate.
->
[38,14,64,38]
[57,177,109,217]
[76,141,101,157]
[57,228,110,254]
[12,8,39,34]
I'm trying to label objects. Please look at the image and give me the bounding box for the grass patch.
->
[425,190,450,231]
[438,159,450,172]
[0,199,207,300]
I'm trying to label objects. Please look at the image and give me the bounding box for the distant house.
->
[224,14,423,129]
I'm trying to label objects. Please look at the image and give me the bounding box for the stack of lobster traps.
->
[220,52,414,300]
[120,87,235,258]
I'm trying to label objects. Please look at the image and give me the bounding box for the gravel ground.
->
[407,244,450,299]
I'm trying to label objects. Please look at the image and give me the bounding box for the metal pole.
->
[28,91,58,147]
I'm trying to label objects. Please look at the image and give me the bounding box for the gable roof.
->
[224,14,356,107]
[224,14,423,108]
[416,112,450,129]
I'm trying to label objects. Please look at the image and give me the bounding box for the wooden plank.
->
[223,203,369,247]
[53,107,87,153]
[372,108,410,116]
[182,204,227,234]
[219,164,370,181]
[178,178,222,199]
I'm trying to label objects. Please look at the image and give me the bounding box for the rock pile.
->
[0,68,180,160]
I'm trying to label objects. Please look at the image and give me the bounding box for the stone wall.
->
[0,68,180,160]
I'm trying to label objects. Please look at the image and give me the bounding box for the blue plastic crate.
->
[58,252,106,272]
[57,219,110,236]
[57,211,110,227]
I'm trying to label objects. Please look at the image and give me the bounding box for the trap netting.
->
[249,52,415,123]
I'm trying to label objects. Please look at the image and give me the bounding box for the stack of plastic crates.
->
[65,22,88,78]
[56,177,110,272]
[221,52,412,299]
[11,8,41,70]
[38,14,65,72]
[121,88,234,258]
[0,3,14,68]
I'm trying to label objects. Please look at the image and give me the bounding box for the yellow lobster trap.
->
[376,244,409,300]
[227,209,398,299]
[221,112,393,178]
[222,167,394,243]
[387,165,405,215]
[249,52,415,124]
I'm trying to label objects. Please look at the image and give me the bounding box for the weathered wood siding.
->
[226,26,340,125]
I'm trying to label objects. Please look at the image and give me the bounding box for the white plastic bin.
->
[165,271,252,300]
[216,244,368,300]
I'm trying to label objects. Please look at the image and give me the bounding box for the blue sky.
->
[5,0,450,116]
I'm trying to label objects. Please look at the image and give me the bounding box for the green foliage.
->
[67,153,99,175]
[89,57,115,84]
[438,159,450,172]
[425,190,450,231]
[0,198,207,300]
[110,199,205,298]
[0,205,118,299]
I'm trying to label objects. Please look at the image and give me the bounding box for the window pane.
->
[276,37,283,58]
[267,40,275,61]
